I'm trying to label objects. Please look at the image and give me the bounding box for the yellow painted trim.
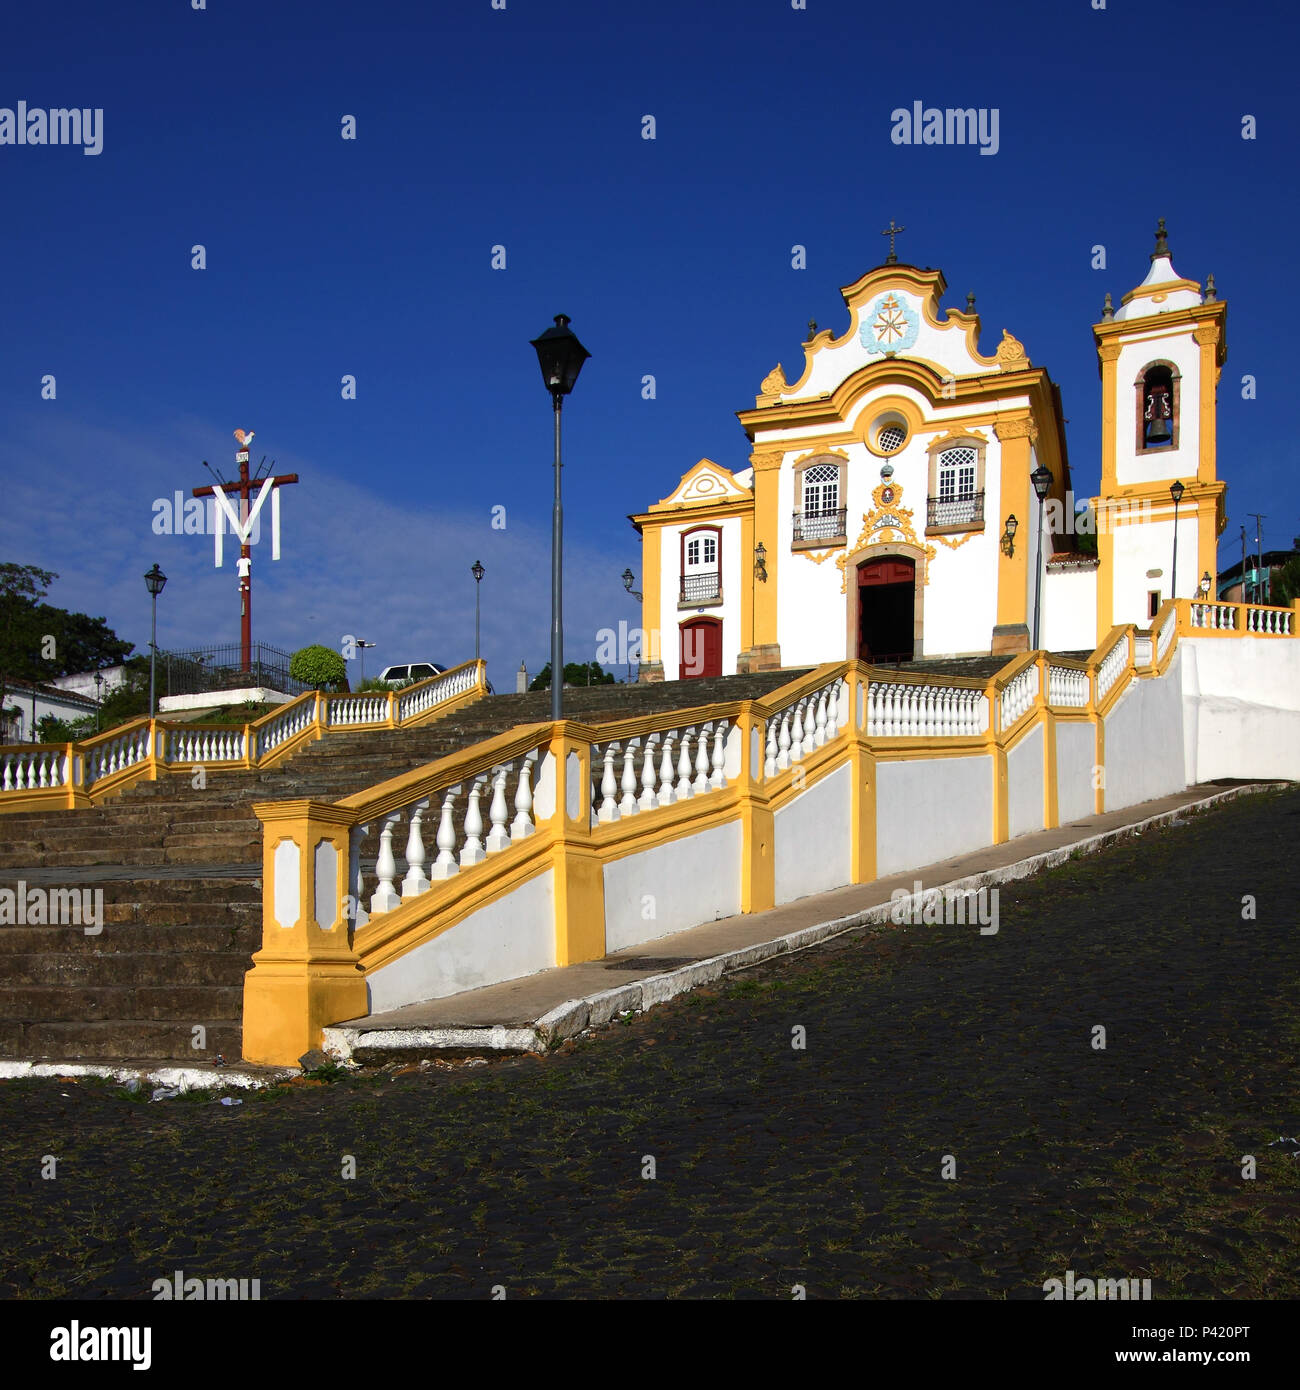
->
[751,454,781,648]
[995,428,1031,629]
[642,517,662,662]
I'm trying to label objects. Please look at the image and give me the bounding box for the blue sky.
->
[0,0,1295,686]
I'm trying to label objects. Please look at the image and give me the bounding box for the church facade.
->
[631,224,1227,680]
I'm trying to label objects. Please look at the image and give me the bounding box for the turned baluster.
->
[639,736,660,811]
[658,733,677,804]
[777,712,792,770]
[350,824,370,929]
[620,740,640,816]
[486,766,512,851]
[791,702,806,760]
[511,752,536,841]
[764,719,778,778]
[460,776,487,865]
[676,729,695,800]
[370,812,403,913]
[430,788,460,880]
[401,799,432,898]
[598,744,621,822]
[710,722,727,790]
[814,691,827,747]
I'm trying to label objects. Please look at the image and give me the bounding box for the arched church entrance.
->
[856,556,915,663]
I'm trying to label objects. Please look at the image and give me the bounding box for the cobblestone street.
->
[1,787,1296,1300]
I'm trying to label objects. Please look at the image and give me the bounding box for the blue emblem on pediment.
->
[860,293,920,355]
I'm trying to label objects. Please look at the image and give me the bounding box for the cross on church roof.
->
[881,219,906,264]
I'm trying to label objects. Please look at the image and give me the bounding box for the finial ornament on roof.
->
[965,292,976,312]
[880,219,905,264]
[1151,217,1170,262]
[233,428,255,449]
[1102,292,1114,321]
[808,319,818,337]
[1204,273,1217,303]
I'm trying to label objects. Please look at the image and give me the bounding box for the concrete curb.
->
[0,1060,293,1090]
[323,783,1273,1062]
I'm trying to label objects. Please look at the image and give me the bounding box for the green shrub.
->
[289,645,347,691]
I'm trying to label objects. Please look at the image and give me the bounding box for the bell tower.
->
[1092,221,1227,642]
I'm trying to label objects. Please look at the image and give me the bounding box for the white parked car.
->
[377,663,447,686]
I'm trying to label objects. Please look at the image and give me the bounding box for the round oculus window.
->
[877,424,906,453]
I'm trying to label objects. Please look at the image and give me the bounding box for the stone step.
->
[0,1018,243,1061]
[0,984,243,1023]
[0,952,250,987]
[0,924,256,953]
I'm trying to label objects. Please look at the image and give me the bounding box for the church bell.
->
[1145,386,1172,444]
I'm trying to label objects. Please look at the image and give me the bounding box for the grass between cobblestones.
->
[0,786,1296,1300]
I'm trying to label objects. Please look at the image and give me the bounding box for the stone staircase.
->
[0,670,806,1062]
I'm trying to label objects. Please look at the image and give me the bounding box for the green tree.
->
[1270,556,1300,607]
[528,660,615,691]
[290,644,348,691]
[0,563,57,729]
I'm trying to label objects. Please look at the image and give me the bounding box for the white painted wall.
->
[1181,637,1300,781]
[604,821,742,951]
[876,754,992,876]
[1103,648,1186,810]
[1056,720,1097,825]
[1043,567,1098,653]
[1110,513,1199,631]
[658,516,744,679]
[1113,329,1201,490]
[774,763,851,904]
[1007,722,1044,839]
[365,870,556,1013]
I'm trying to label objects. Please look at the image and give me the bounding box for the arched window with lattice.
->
[925,437,987,532]
[792,454,847,546]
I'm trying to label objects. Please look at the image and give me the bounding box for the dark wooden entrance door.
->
[858,557,915,662]
[680,617,722,679]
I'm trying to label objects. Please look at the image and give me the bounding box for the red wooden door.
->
[858,557,915,587]
[680,618,722,679]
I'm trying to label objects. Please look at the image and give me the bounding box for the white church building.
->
[632,222,1226,680]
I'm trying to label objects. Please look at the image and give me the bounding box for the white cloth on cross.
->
[212,479,282,567]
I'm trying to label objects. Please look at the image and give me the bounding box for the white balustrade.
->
[998,663,1039,730]
[1245,605,1293,635]
[85,725,152,786]
[1156,608,1177,661]
[165,726,245,765]
[866,681,987,737]
[326,694,389,727]
[397,663,479,722]
[1048,666,1089,708]
[370,813,403,913]
[256,697,317,757]
[1189,602,1237,632]
[1,746,69,792]
[1133,635,1153,667]
[1095,635,1129,702]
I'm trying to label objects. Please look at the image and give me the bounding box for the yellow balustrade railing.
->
[0,659,488,814]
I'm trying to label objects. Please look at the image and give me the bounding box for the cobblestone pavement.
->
[1,787,1296,1300]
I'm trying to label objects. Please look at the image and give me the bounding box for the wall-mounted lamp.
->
[621,567,642,602]
[1199,571,1212,597]
[1000,514,1018,557]
[754,541,767,582]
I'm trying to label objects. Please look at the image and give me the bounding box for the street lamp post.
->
[143,564,168,719]
[355,638,375,685]
[472,560,485,663]
[1030,465,1053,651]
[1169,480,1185,600]
[94,672,104,733]
[530,314,591,722]
[621,569,642,683]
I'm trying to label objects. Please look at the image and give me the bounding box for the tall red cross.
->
[191,431,298,673]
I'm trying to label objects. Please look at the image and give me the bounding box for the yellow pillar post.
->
[987,675,1009,843]
[242,799,367,1066]
[992,419,1034,653]
[1038,655,1058,830]
[736,705,775,912]
[846,668,877,883]
[549,725,606,965]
